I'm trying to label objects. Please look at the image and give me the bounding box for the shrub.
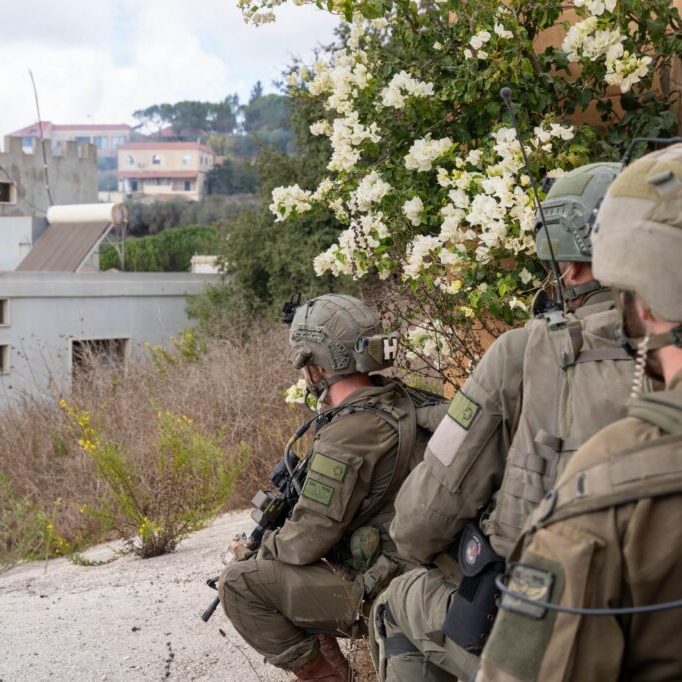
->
[0,322,306,565]
[100,225,226,272]
[60,401,249,557]
[248,1,681,386]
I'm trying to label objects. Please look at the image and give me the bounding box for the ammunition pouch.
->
[362,554,399,601]
[441,524,504,654]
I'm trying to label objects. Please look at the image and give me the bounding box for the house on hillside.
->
[118,142,216,202]
[7,122,132,160]
[0,137,216,409]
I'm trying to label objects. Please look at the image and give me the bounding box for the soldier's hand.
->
[229,538,255,562]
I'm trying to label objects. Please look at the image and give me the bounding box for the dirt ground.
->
[0,511,296,682]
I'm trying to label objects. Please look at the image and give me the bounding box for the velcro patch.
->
[448,391,481,429]
[501,563,555,620]
[428,415,469,467]
[301,478,334,506]
[310,452,348,482]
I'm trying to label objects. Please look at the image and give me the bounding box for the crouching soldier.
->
[370,163,643,681]
[218,294,445,681]
[477,144,682,681]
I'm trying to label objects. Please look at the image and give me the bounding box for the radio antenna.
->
[621,136,682,167]
[28,69,54,208]
[500,87,564,311]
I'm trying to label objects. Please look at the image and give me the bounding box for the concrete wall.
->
[0,136,98,218]
[0,216,48,270]
[0,271,217,408]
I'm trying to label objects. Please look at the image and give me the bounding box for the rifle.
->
[201,449,309,622]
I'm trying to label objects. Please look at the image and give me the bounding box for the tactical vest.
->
[528,388,682,529]
[340,381,448,533]
[481,302,633,557]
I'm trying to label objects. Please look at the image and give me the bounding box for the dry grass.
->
[0,321,308,566]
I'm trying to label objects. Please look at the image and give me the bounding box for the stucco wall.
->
[0,136,98,218]
[0,216,48,271]
[0,272,217,408]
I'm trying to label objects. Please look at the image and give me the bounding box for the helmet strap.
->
[562,279,603,302]
[617,324,682,357]
[302,367,349,409]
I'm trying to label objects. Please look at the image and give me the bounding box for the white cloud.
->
[0,0,339,139]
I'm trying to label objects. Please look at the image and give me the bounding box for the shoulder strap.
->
[628,391,682,436]
[348,383,417,532]
[559,319,630,367]
[529,433,682,529]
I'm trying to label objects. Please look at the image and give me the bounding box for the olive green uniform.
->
[477,371,682,681]
[372,292,636,681]
[219,379,427,671]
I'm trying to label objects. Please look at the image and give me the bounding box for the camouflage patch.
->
[301,478,334,506]
[501,563,555,620]
[310,452,348,482]
[448,391,480,430]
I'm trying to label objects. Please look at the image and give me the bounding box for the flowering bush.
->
[60,401,248,557]
[258,1,681,385]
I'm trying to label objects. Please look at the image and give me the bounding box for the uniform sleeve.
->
[259,411,397,565]
[477,512,625,682]
[390,328,528,564]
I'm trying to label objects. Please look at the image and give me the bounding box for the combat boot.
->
[293,650,348,681]
[318,635,352,681]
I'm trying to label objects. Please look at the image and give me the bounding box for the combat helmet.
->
[592,144,682,350]
[288,294,399,396]
[536,162,620,300]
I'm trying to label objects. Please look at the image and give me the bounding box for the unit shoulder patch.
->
[448,391,481,430]
[310,452,348,482]
[501,563,555,620]
[301,477,334,506]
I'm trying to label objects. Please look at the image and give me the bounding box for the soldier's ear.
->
[307,364,328,382]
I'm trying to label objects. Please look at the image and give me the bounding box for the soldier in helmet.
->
[218,294,437,681]
[370,163,646,681]
[476,145,682,681]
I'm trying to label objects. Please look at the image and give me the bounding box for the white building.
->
[0,271,216,408]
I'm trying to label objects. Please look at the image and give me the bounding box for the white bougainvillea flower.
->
[353,171,392,212]
[402,196,425,226]
[404,137,453,172]
[380,71,435,109]
[270,184,313,221]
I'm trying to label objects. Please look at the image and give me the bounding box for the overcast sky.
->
[0,0,340,140]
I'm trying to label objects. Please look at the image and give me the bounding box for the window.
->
[0,299,9,326]
[94,136,109,151]
[21,136,34,150]
[0,182,15,204]
[129,179,139,192]
[71,338,128,377]
[181,154,191,165]
[152,154,162,165]
[184,180,192,191]
[52,141,62,154]
[0,345,9,374]
[111,135,126,149]
[125,154,134,166]
[74,135,91,145]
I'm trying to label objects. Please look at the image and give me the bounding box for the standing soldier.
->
[218,294,444,681]
[370,163,643,681]
[477,145,682,681]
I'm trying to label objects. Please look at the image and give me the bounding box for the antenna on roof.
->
[28,69,54,208]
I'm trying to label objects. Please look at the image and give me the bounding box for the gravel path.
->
[0,511,291,682]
